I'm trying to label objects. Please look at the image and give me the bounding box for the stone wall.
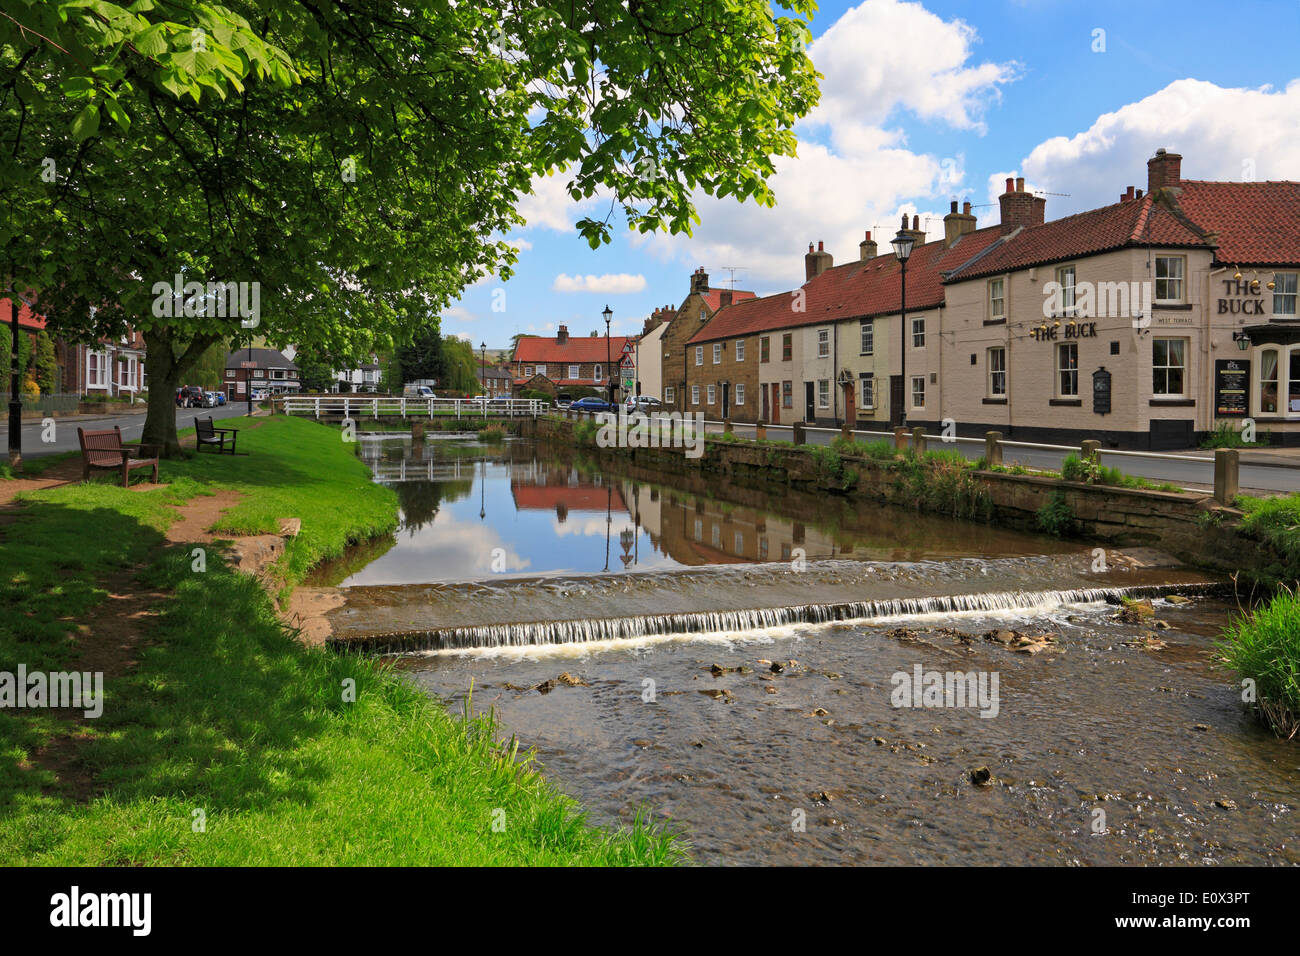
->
[533,415,1268,580]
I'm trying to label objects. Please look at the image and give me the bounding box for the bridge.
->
[276,395,548,420]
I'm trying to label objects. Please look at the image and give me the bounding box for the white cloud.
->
[444,305,478,323]
[1011,78,1300,219]
[516,169,602,232]
[633,0,1015,288]
[553,273,647,294]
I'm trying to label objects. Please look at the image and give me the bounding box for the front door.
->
[804,382,815,423]
[771,383,781,424]
[721,382,730,419]
[843,380,856,423]
[890,375,905,427]
[761,383,770,422]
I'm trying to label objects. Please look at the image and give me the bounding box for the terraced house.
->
[511,325,634,397]
[655,267,755,414]
[935,149,1300,448]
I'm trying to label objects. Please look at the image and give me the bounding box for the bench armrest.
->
[211,425,238,433]
[124,442,161,458]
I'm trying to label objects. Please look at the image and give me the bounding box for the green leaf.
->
[70,103,100,141]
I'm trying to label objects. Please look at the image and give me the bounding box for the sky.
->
[444,0,1300,348]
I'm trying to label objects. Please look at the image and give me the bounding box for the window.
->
[988,347,1007,397]
[568,364,579,379]
[782,381,792,408]
[1057,342,1079,396]
[1275,273,1298,316]
[699,308,707,321]
[694,518,702,541]
[1290,350,1300,414]
[253,369,265,378]
[87,350,107,387]
[713,343,722,364]
[711,526,721,548]
[224,368,236,378]
[761,337,770,362]
[1057,265,1076,316]
[911,375,925,408]
[859,372,874,409]
[989,278,1005,321]
[535,364,546,378]
[911,316,925,348]
[594,364,602,381]
[1152,338,1186,396]
[664,386,675,404]
[860,320,874,356]
[707,384,716,405]
[1260,349,1279,414]
[735,340,745,362]
[817,329,830,358]
[735,383,745,405]
[1155,256,1185,303]
[695,346,704,366]
[782,334,792,361]
[817,379,829,408]
[523,365,533,377]
[691,385,700,405]
[735,532,744,553]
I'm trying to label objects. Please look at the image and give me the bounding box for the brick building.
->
[510,326,634,397]
[655,268,756,414]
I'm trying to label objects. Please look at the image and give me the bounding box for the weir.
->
[321,553,1224,654]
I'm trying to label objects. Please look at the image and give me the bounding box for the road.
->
[708,421,1300,495]
[10,403,248,459]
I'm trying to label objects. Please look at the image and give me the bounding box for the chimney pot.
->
[1016,177,1025,193]
[950,200,958,213]
[817,240,824,251]
[963,201,971,215]
[912,214,919,231]
[1005,177,1014,193]
[865,230,871,240]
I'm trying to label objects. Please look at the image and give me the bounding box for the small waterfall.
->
[331,581,1223,655]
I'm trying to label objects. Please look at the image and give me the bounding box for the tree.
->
[33,331,57,395]
[3,1,819,455]
[293,349,337,394]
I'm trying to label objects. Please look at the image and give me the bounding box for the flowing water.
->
[325,436,1298,865]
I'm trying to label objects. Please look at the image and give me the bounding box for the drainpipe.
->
[833,320,839,426]
[1206,265,1227,428]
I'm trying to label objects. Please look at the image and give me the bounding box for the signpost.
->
[1092,366,1111,416]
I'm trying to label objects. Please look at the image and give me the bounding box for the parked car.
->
[200,391,219,408]
[570,396,618,413]
[625,395,663,412]
[176,385,204,407]
[215,392,227,406]
[402,384,437,399]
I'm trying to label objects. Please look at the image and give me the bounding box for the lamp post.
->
[602,304,613,405]
[891,224,915,429]
[7,290,26,470]
[480,341,487,413]
[246,338,253,417]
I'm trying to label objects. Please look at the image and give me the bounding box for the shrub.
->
[1036,490,1076,537]
[1218,591,1300,739]
[1201,419,1267,449]
[1061,452,1099,484]
[810,445,856,490]
[477,425,505,442]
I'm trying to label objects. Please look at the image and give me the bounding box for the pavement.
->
[8,403,249,459]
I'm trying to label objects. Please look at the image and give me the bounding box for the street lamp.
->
[602,304,613,404]
[7,287,33,469]
[891,221,915,429]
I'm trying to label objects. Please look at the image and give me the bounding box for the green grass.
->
[0,416,681,865]
[0,450,80,479]
[1219,591,1300,738]
[1234,493,1300,587]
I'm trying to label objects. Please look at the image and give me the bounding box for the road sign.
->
[621,341,634,355]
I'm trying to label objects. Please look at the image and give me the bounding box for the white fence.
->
[278,396,547,419]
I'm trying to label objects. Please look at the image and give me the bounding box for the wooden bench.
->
[77,426,159,487]
[195,417,239,454]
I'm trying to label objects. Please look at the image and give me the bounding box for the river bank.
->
[0,416,680,865]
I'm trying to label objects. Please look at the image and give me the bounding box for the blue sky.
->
[446,0,1300,347]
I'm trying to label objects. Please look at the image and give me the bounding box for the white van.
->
[403,384,436,398]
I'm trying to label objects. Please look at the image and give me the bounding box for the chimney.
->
[1147,148,1182,193]
[943,199,977,248]
[719,289,733,308]
[690,267,710,294]
[805,240,833,280]
[859,230,878,261]
[998,176,1045,233]
[900,213,927,248]
[556,324,568,345]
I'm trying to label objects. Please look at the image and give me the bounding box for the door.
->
[721,382,730,419]
[1149,419,1193,450]
[890,375,905,427]
[843,380,856,423]
[761,383,770,422]
[804,382,815,423]
[771,383,781,424]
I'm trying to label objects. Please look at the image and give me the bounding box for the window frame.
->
[760,336,770,363]
[706,384,716,405]
[1056,265,1077,317]
[989,277,1006,322]
[911,315,925,349]
[1056,342,1079,397]
[1152,337,1187,397]
[695,346,704,367]
[910,375,925,409]
[782,334,793,362]
[1154,256,1185,304]
[987,346,1007,397]
[712,342,722,364]
[664,386,675,404]
[817,328,830,358]
[1274,272,1298,317]
[735,382,745,405]
[817,378,830,408]
[691,385,700,405]
[735,339,745,362]
[859,372,874,409]
[860,320,874,356]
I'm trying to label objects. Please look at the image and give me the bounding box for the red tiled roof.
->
[0,298,47,331]
[699,289,756,311]
[513,335,634,363]
[1174,180,1300,266]
[944,195,1209,282]
[688,228,1004,344]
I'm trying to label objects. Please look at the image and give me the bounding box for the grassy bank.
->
[0,415,680,865]
[1219,592,1300,739]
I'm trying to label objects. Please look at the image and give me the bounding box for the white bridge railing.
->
[277,396,547,419]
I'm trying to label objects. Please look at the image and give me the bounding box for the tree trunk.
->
[141,327,185,458]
